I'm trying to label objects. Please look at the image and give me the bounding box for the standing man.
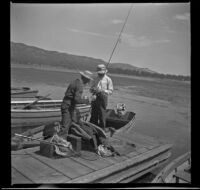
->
[60,70,93,135]
[90,64,113,132]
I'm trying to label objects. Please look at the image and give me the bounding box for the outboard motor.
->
[115,103,126,117]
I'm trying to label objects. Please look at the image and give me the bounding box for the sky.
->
[11,3,190,76]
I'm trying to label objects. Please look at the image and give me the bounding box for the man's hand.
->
[83,96,90,104]
[90,87,102,94]
[90,95,97,102]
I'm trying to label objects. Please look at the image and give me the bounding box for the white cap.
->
[97,64,107,74]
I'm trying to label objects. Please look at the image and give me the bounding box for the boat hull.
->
[106,109,136,131]
[11,100,91,128]
[11,87,39,98]
[11,109,61,128]
[11,100,136,133]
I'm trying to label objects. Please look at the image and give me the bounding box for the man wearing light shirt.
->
[90,64,113,132]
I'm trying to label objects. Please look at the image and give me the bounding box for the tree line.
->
[108,68,190,81]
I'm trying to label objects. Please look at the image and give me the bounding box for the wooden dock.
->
[11,131,172,184]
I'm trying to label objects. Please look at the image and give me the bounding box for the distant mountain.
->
[109,63,158,74]
[11,42,158,74]
[11,42,105,71]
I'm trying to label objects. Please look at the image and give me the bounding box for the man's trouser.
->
[79,122,109,150]
[60,108,72,135]
[90,94,107,131]
[60,100,76,135]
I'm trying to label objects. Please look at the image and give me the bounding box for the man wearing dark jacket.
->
[60,70,93,135]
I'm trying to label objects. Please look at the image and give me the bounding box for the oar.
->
[23,93,51,109]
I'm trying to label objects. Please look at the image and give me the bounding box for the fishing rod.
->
[67,4,133,74]
[106,4,133,68]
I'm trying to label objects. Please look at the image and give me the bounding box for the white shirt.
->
[90,74,113,95]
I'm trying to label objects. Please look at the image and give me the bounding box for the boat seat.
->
[107,110,134,121]
[24,105,42,110]
[173,171,191,183]
[13,106,21,109]
[106,110,135,129]
[184,166,191,173]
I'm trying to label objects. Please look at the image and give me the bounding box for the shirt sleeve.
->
[89,79,96,93]
[104,77,113,95]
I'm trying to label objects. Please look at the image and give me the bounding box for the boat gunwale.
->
[11,100,63,104]
[11,90,39,95]
[11,109,61,113]
[11,106,91,112]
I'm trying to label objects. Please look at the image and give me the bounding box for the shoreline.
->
[11,63,190,84]
[11,65,191,165]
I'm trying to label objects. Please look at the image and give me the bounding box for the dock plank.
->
[25,147,94,179]
[67,144,172,183]
[126,150,140,158]
[100,151,171,183]
[12,149,70,183]
[114,132,158,149]
[112,135,143,148]
[71,151,112,170]
[108,136,138,156]
[121,132,160,146]
[174,170,191,183]
[101,155,128,165]
[11,149,29,158]
[12,167,33,184]
[136,147,148,154]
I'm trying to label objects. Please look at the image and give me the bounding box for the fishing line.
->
[106,4,133,68]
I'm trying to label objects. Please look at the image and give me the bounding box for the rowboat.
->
[152,152,191,183]
[11,100,62,128]
[11,107,173,184]
[11,100,136,133]
[106,108,135,133]
[11,100,91,128]
[11,87,39,98]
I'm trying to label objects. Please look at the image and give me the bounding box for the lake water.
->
[11,67,191,182]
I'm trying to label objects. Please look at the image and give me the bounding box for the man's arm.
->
[104,77,113,95]
[74,80,89,104]
[90,79,97,94]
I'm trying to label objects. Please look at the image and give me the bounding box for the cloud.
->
[163,26,176,33]
[66,27,114,38]
[121,33,170,47]
[174,13,190,21]
[153,3,169,6]
[111,19,124,24]
[66,27,170,48]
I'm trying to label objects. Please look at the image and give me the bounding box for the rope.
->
[12,133,100,160]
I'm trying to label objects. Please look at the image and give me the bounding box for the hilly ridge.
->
[11,42,157,73]
[11,42,190,81]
